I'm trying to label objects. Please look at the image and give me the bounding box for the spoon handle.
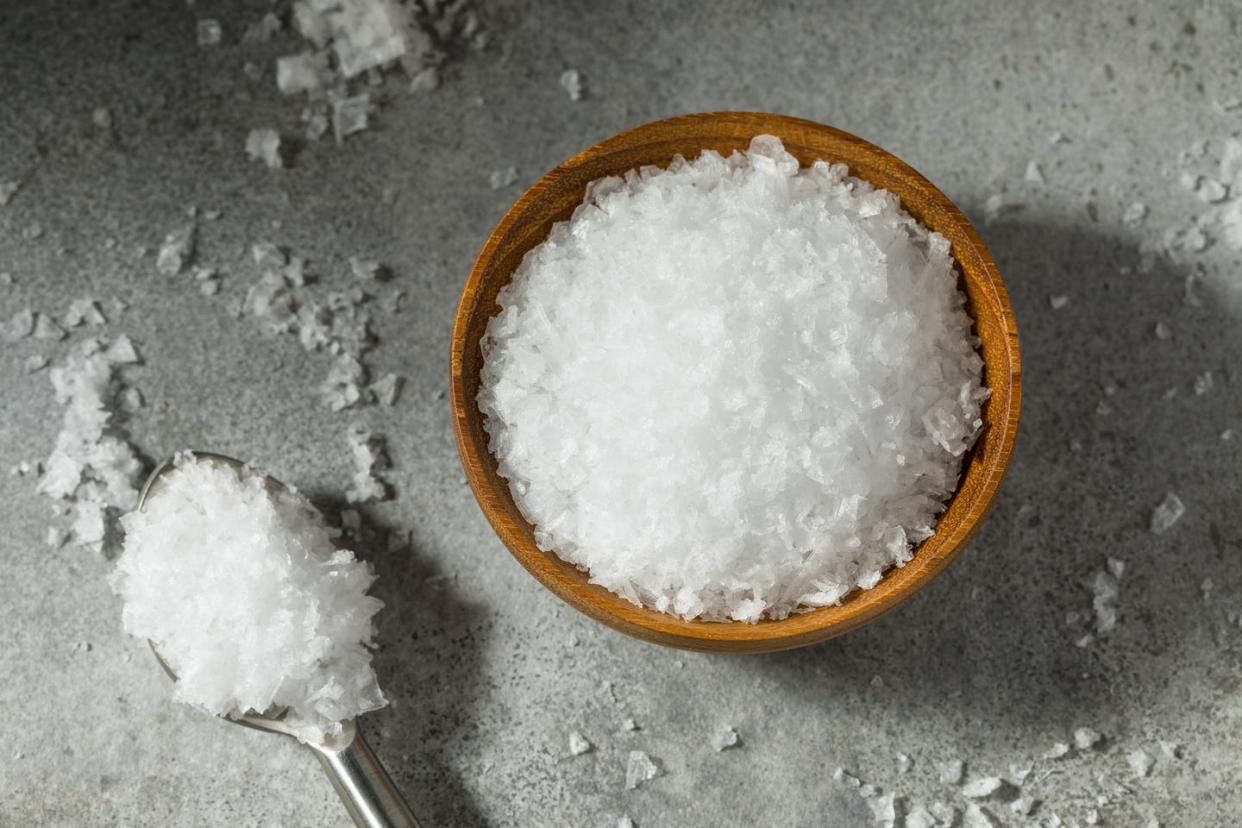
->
[306,726,420,828]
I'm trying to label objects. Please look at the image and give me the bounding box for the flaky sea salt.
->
[961,777,1004,798]
[246,129,284,168]
[1150,492,1185,534]
[568,730,592,755]
[1074,727,1103,751]
[345,426,390,503]
[711,726,740,751]
[112,455,385,743]
[156,225,195,276]
[479,136,988,622]
[937,759,965,784]
[560,68,583,101]
[624,750,660,789]
[1127,749,1153,777]
[489,167,518,190]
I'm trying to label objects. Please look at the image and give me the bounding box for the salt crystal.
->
[1024,161,1045,184]
[896,753,912,774]
[906,806,936,828]
[65,298,106,327]
[277,52,327,95]
[332,94,371,142]
[156,225,196,277]
[961,777,1004,799]
[1086,569,1120,635]
[711,726,739,751]
[243,12,282,43]
[1049,131,1069,144]
[1159,740,1183,760]
[1123,202,1148,225]
[1150,492,1185,534]
[489,167,518,189]
[560,68,583,101]
[1044,742,1071,760]
[349,257,386,281]
[1049,294,1069,309]
[1179,171,1200,190]
[568,730,592,755]
[0,179,20,206]
[1127,749,1153,777]
[1008,760,1033,785]
[322,355,368,411]
[34,313,66,341]
[624,750,660,789]
[1009,795,1036,816]
[46,526,68,548]
[1201,577,1214,600]
[1106,557,1125,579]
[245,129,284,169]
[4,308,34,341]
[859,783,876,798]
[1074,727,1103,751]
[833,767,860,788]
[409,67,439,94]
[112,454,386,743]
[963,804,998,828]
[323,0,408,78]
[24,354,48,373]
[1223,429,1235,441]
[1154,321,1172,340]
[937,759,965,784]
[23,223,43,240]
[196,19,222,47]
[1194,371,1214,395]
[1198,178,1229,202]
[1222,138,1242,183]
[345,426,390,504]
[371,373,404,406]
[983,193,1012,223]
[617,817,634,828]
[92,107,112,129]
[106,335,141,365]
[867,793,896,823]
[620,718,637,731]
[479,137,987,621]
[116,387,143,413]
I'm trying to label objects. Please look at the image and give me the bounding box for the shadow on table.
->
[750,212,1242,733]
[313,497,491,828]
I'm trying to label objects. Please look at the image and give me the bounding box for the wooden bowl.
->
[450,112,1021,654]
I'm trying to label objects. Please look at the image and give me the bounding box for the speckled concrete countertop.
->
[4,1,1242,825]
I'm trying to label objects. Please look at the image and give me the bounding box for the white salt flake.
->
[937,759,965,785]
[196,19,222,47]
[277,51,327,95]
[833,767,861,788]
[116,387,143,413]
[64,298,106,327]
[408,67,439,94]
[4,308,34,341]
[1044,742,1071,760]
[961,777,1004,799]
[24,354,48,373]
[156,225,195,276]
[568,730,592,756]
[560,68,584,101]
[371,373,404,406]
[112,455,386,743]
[1024,161,1045,184]
[1198,178,1229,202]
[1160,740,1183,760]
[1049,294,1069,309]
[617,817,634,828]
[963,803,999,828]
[1009,795,1037,816]
[46,526,68,548]
[1149,492,1185,534]
[479,136,988,622]
[620,718,637,731]
[1127,749,1153,777]
[344,426,390,504]
[624,750,660,789]
[489,167,518,189]
[1074,727,1103,751]
[245,129,284,169]
[1123,202,1148,225]
[332,94,371,142]
[1154,321,1172,340]
[867,793,896,823]
[1007,760,1033,786]
[896,753,912,774]
[0,179,20,206]
[34,313,66,341]
[711,725,740,751]
[905,806,937,828]
[1194,371,1214,395]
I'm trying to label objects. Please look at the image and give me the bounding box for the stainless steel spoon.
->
[138,452,419,828]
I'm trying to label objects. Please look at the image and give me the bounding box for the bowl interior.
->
[450,112,1021,653]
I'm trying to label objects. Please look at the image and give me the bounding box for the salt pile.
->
[479,136,988,622]
[112,454,386,743]
[38,336,144,552]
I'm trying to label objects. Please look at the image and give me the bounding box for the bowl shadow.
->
[749,211,1240,732]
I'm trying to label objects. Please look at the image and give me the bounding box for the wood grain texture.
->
[450,112,1022,653]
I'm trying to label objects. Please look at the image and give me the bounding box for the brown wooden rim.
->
[450,112,1022,653]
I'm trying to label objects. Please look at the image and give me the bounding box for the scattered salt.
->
[963,803,999,828]
[624,750,660,789]
[65,298,106,327]
[1074,727,1103,751]
[489,167,518,189]
[617,817,634,828]
[24,354,48,373]
[1009,795,1036,816]
[116,387,143,414]
[1049,294,1069,309]
[1007,760,1033,786]
[332,94,371,142]
[1085,568,1120,636]
[896,753,913,774]
[560,68,583,101]
[156,225,196,276]
[46,526,68,548]
[4,308,34,341]
[620,718,637,731]
[711,726,740,751]
[568,730,592,756]
[344,426,390,504]
[478,136,988,622]
[1124,202,1148,225]
[0,179,20,206]
[277,52,328,95]
[1044,742,1071,760]
[1194,371,1214,395]
[408,67,439,94]
[1198,178,1229,203]
[937,759,965,784]
[112,454,386,743]
[245,129,284,169]
[34,313,66,341]
[196,18,222,47]
[1024,161,1045,184]
[867,793,896,823]
[961,776,1004,799]
[1149,492,1185,534]
[1154,321,1172,340]
[1127,749,1153,778]
[905,806,936,828]
[92,107,112,129]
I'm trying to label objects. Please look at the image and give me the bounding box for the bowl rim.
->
[450,111,1022,653]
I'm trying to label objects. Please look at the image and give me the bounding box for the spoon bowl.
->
[137,452,419,827]
[450,112,1022,653]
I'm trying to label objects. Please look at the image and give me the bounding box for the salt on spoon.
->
[131,452,418,828]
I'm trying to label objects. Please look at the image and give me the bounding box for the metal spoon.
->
[138,452,419,828]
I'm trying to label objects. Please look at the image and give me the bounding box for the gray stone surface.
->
[2,1,1241,825]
